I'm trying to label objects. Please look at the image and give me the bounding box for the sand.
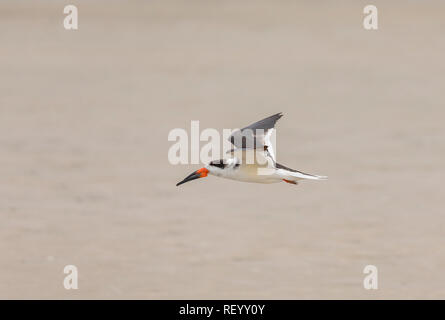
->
[1,0,444,299]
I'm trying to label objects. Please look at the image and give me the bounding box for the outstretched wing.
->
[228,113,282,161]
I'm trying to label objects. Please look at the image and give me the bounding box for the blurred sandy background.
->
[1,0,444,299]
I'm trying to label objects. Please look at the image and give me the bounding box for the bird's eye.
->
[209,161,226,169]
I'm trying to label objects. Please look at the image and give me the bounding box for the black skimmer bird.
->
[176,113,327,186]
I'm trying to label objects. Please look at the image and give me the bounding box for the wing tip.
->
[273,112,283,119]
[264,112,283,126]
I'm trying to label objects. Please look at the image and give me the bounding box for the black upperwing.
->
[228,112,283,151]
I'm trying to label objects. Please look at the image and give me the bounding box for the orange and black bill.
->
[176,168,208,186]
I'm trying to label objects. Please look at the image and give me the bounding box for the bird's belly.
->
[219,165,281,184]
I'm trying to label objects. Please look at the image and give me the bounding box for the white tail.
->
[277,168,328,181]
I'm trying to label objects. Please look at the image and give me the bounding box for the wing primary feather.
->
[228,113,283,150]
[242,112,283,131]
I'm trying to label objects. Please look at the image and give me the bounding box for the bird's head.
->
[176,160,230,186]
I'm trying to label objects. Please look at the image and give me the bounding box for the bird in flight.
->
[176,113,327,186]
